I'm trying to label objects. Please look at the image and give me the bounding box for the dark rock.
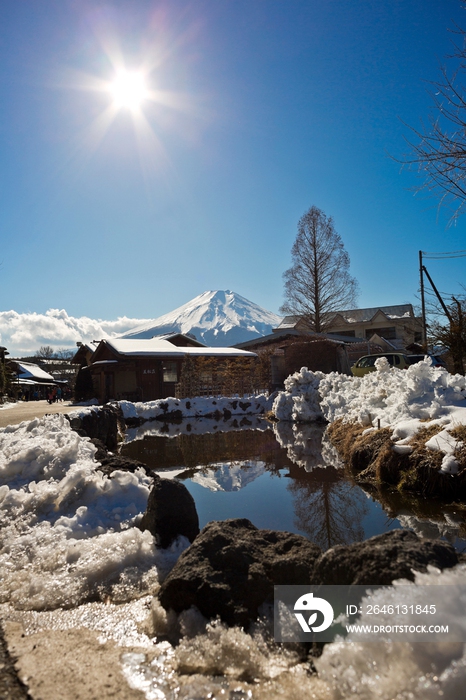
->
[88,437,151,476]
[311,529,459,586]
[68,404,124,451]
[158,518,321,627]
[97,452,151,477]
[90,438,109,462]
[139,475,200,548]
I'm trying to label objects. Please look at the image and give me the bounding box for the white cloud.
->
[0,309,152,357]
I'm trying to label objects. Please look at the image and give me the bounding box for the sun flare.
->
[110,70,148,110]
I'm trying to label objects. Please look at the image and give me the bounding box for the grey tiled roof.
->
[275,305,414,329]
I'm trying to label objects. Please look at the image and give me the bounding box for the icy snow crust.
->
[0,413,187,610]
[316,563,466,700]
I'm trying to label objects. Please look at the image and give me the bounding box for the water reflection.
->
[119,418,466,552]
[286,466,368,549]
[362,485,466,552]
[273,421,343,471]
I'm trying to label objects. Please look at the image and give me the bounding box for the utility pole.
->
[419,251,427,351]
[422,265,452,322]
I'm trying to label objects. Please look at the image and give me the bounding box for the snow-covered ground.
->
[0,401,16,410]
[0,413,187,610]
[1,391,466,698]
[273,358,466,474]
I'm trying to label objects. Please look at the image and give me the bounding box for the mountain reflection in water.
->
[120,418,466,552]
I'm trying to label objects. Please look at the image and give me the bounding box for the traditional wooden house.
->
[73,341,100,367]
[86,338,257,403]
[7,360,57,399]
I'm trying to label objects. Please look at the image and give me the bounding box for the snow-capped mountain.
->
[120,290,282,346]
[191,461,266,492]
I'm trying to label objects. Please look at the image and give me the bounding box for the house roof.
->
[274,304,415,330]
[327,304,415,324]
[153,332,206,347]
[235,329,367,350]
[274,315,307,330]
[12,361,55,382]
[234,329,303,349]
[94,338,257,359]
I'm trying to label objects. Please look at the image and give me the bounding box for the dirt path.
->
[0,400,83,428]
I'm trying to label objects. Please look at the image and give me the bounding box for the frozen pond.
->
[120,418,466,553]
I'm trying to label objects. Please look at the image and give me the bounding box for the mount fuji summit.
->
[120,290,282,346]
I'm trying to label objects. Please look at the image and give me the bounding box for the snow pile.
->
[274,359,466,427]
[0,401,17,411]
[0,413,187,610]
[317,564,466,700]
[119,393,273,422]
[272,367,325,423]
[319,357,466,426]
[273,360,466,472]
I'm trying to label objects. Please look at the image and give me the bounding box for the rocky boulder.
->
[158,518,321,627]
[94,448,151,477]
[311,529,459,586]
[139,476,200,548]
[68,404,124,451]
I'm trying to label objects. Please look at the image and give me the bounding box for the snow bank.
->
[119,394,273,422]
[0,413,188,610]
[272,368,325,422]
[319,358,466,426]
[273,360,466,469]
[274,359,466,426]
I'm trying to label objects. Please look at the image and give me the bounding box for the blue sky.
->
[1,0,466,328]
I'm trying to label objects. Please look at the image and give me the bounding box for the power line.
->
[421,249,466,259]
[424,287,463,297]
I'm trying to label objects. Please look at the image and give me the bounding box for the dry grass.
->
[327,418,466,501]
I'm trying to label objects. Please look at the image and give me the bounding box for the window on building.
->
[365,327,397,340]
[162,361,178,382]
[327,330,355,338]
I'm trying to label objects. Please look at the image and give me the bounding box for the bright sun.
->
[110,70,148,110]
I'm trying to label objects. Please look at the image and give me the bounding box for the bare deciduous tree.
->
[429,296,466,374]
[280,205,358,332]
[35,345,55,359]
[403,22,466,221]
